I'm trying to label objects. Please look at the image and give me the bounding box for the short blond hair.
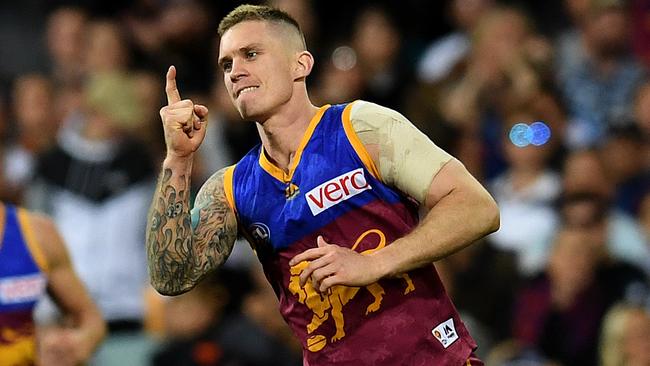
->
[217,4,306,49]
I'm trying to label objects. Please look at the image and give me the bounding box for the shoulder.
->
[206,166,230,184]
[198,166,233,200]
[22,210,69,270]
[350,100,407,127]
[195,166,237,214]
[348,100,411,131]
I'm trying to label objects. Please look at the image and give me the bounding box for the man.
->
[0,202,106,365]
[556,0,646,148]
[28,71,155,364]
[146,5,499,365]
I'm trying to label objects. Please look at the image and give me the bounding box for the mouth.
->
[236,86,259,98]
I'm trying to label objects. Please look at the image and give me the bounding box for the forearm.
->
[146,156,201,295]
[146,159,237,296]
[374,187,499,277]
[75,306,107,357]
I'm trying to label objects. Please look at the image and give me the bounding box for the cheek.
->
[224,81,237,102]
[272,59,295,83]
[224,76,233,90]
[267,70,293,98]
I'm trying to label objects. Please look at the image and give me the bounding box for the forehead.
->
[219,20,281,54]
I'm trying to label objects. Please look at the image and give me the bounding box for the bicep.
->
[424,158,493,210]
[351,101,452,204]
[191,168,238,258]
[31,215,98,319]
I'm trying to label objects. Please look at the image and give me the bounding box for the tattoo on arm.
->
[146,168,237,295]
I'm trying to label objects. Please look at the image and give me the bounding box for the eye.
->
[246,51,258,59]
[222,61,232,72]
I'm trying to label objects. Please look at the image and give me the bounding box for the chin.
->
[237,101,267,121]
[237,104,254,120]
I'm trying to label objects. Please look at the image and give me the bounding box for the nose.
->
[229,58,248,82]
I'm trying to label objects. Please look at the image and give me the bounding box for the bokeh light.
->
[509,121,551,147]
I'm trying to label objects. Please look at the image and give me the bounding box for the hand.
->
[159,65,209,159]
[38,326,93,366]
[289,236,384,293]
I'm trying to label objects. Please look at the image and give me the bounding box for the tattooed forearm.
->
[146,165,237,295]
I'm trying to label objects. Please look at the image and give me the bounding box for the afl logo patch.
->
[249,222,271,245]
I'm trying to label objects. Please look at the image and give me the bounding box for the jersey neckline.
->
[258,104,331,183]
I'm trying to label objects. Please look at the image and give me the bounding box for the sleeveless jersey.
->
[227,102,477,365]
[0,204,48,366]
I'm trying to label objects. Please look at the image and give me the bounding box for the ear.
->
[293,51,314,81]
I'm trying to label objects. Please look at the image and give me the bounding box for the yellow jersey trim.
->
[0,205,6,252]
[341,101,382,180]
[259,104,331,183]
[223,165,236,214]
[16,208,49,273]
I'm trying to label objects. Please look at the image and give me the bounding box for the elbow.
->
[149,275,195,296]
[147,264,195,296]
[151,284,175,296]
[484,196,500,234]
[97,318,108,344]
[150,281,193,297]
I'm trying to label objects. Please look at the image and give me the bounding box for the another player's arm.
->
[146,165,237,296]
[30,213,106,365]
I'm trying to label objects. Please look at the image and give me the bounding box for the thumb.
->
[317,236,328,247]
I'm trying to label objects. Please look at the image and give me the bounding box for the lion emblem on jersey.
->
[288,229,415,352]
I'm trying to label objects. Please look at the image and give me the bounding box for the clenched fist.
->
[159,65,209,159]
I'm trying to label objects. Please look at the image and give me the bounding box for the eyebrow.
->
[218,43,264,67]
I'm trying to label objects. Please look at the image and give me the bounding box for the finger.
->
[193,114,209,141]
[165,65,182,105]
[311,263,337,289]
[317,236,329,247]
[182,123,194,138]
[320,275,342,293]
[164,107,195,117]
[192,105,207,131]
[192,113,201,131]
[290,247,327,266]
[194,104,209,120]
[299,255,332,287]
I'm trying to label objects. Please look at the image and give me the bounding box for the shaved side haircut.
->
[218,4,307,50]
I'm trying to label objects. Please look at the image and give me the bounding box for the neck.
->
[257,96,319,171]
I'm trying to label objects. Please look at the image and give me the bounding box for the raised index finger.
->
[165,65,181,105]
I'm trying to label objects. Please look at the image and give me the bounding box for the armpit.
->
[350,101,453,204]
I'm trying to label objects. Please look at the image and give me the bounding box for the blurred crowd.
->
[0,0,649,365]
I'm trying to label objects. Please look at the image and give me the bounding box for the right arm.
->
[146,163,237,295]
[146,66,238,296]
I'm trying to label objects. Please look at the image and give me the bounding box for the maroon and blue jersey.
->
[0,204,48,365]
[226,102,477,365]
